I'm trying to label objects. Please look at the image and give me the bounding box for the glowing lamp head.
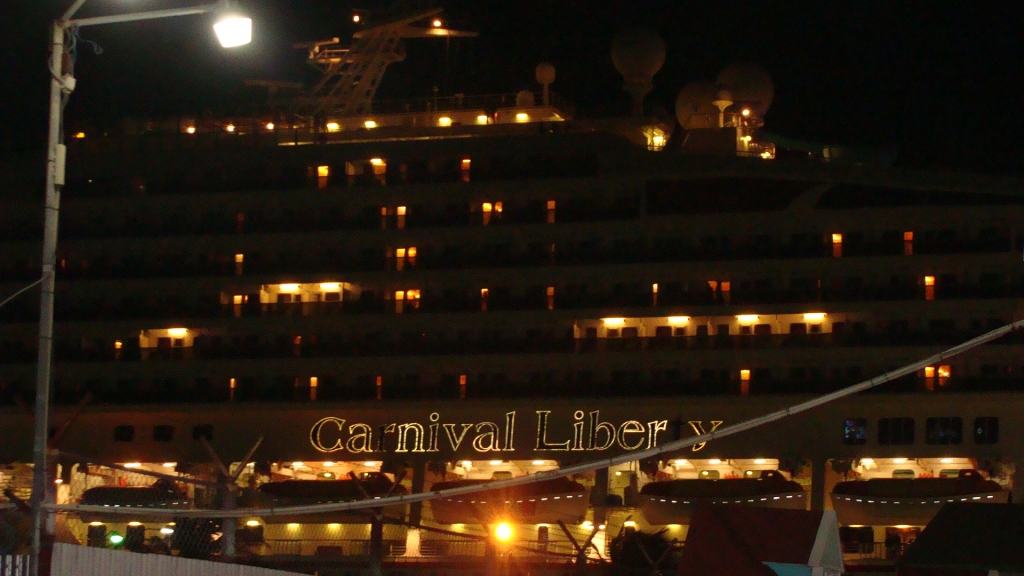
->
[438,116,452,127]
[108,532,125,546]
[213,15,252,48]
[364,120,377,129]
[432,19,442,27]
[246,520,260,527]
[352,14,360,23]
[265,122,275,130]
[494,522,513,542]
[186,126,196,134]
[326,122,340,132]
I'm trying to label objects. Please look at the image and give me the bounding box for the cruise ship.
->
[1,12,1023,571]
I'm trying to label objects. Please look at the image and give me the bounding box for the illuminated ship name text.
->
[310,410,673,454]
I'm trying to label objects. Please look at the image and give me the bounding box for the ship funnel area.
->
[674,62,776,159]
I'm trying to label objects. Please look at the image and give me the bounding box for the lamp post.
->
[31,3,250,575]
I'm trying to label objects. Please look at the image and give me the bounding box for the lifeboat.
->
[247,472,407,524]
[638,471,806,525]
[831,469,1007,526]
[79,480,192,523]
[428,477,588,524]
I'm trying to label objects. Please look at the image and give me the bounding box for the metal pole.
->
[31,20,66,576]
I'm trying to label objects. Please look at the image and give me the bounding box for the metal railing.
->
[0,556,28,576]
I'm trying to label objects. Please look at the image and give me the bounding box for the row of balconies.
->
[4,371,1022,406]
[2,329,1021,365]
[0,281,1019,325]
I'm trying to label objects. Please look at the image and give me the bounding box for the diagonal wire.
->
[0,276,45,310]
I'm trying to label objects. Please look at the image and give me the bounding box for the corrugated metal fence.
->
[51,544,304,576]
[0,556,28,576]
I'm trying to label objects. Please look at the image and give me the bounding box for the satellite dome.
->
[675,80,719,129]
[516,90,536,108]
[611,27,666,116]
[611,27,666,82]
[535,63,556,86]
[715,63,774,117]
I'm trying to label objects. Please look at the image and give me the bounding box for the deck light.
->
[494,522,513,542]
[603,318,625,327]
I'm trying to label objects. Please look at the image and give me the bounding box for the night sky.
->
[2,1,1022,174]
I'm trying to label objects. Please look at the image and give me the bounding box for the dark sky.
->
[2,1,1023,173]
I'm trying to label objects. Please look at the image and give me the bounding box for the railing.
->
[842,541,909,561]
[0,556,28,576]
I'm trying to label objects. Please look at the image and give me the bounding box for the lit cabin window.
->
[476,115,489,125]
[480,288,489,311]
[546,200,556,224]
[364,120,377,129]
[229,377,237,401]
[394,247,417,270]
[904,231,914,255]
[370,158,386,174]
[396,205,407,229]
[937,365,951,387]
[395,291,405,313]
[234,254,244,276]
[461,158,471,182]
[720,281,731,304]
[831,233,843,258]
[482,202,493,225]
[546,286,555,310]
[316,165,330,189]
[924,275,935,301]
[652,283,659,306]
[380,207,388,229]
[309,377,318,401]
[740,369,751,395]
[459,374,467,399]
[375,375,383,400]
[515,112,529,122]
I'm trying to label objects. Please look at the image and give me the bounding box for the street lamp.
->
[31,2,250,575]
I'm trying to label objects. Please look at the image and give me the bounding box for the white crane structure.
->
[295,8,476,118]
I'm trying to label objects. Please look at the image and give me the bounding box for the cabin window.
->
[925,417,963,445]
[699,470,721,479]
[192,424,213,441]
[891,469,916,479]
[974,417,999,444]
[939,469,964,478]
[878,417,915,445]
[114,425,135,442]
[831,233,843,257]
[153,425,174,442]
[842,418,867,445]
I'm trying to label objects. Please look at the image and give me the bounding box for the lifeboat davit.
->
[248,473,408,524]
[79,480,192,523]
[638,470,806,525]
[831,469,1007,526]
[429,478,588,524]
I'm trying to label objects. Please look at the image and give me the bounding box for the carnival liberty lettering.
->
[309,410,713,454]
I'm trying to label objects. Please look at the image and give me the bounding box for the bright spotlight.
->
[494,522,513,542]
[214,15,252,48]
